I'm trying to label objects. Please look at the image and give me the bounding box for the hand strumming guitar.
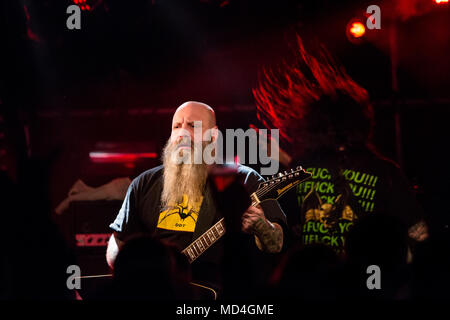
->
[241,205,283,253]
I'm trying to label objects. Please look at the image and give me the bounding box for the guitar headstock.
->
[256,166,312,201]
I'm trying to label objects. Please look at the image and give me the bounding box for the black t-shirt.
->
[278,148,425,255]
[110,164,287,285]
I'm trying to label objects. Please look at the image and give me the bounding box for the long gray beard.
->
[161,139,208,208]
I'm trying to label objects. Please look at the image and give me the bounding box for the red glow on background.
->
[435,0,448,4]
[349,22,366,38]
[253,35,371,145]
[89,152,157,163]
[23,5,41,43]
[213,176,235,192]
[23,5,30,21]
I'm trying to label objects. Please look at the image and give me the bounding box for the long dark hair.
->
[253,35,375,159]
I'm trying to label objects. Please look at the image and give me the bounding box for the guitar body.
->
[190,281,220,300]
[180,166,312,299]
[182,166,312,264]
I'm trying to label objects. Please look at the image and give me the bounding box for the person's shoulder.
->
[328,146,401,173]
[364,148,401,172]
[218,162,261,176]
[233,163,256,174]
[131,165,164,188]
[236,164,265,184]
[213,163,264,185]
[140,164,164,176]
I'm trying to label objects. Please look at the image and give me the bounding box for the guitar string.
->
[187,172,307,249]
[255,170,305,198]
[255,174,299,198]
[186,171,309,255]
[255,171,308,198]
[185,220,223,252]
[186,217,226,255]
[186,180,291,254]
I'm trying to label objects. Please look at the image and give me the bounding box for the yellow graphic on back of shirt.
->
[157,195,203,232]
[303,186,356,229]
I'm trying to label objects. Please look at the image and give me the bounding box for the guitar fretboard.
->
[181,217,226,263]
[180,168,311,263]
[181,193,260,263]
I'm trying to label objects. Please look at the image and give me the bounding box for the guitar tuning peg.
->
[284,170,288,175]
[296,166,302,170]
[277,172,283,177]
[290,168,294,173]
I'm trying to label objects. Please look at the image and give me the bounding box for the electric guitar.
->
[184,166,312,299]
[182,166,312,263]
[77,167,311,301]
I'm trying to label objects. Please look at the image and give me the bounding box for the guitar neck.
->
[181,192,260,263]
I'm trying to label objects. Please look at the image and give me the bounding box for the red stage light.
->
[349,22,366,38]
[89,152,158,163]
[435,0,448,4]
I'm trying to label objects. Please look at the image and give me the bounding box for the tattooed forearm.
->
[241,205,283,253]
[253,219,283,253]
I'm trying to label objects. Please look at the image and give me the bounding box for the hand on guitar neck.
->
[183,166,312,264]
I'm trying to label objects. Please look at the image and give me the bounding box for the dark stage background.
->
[1,0,449,248]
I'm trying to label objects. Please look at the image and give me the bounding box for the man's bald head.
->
[170,101,217,146]
[173,101,216,129]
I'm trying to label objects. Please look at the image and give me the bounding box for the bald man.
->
[106,101,287,292]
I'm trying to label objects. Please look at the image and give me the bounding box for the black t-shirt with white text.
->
[278,149,425,255]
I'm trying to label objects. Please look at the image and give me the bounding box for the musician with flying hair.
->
[253,36,428,256]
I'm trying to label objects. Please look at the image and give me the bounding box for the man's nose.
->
[175,130,193,142]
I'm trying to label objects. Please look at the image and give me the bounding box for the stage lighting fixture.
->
[346,20,366,43]
[349,22,366,38]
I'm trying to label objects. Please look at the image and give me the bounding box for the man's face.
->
[170,104,215,150]
[161,103,214,205]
